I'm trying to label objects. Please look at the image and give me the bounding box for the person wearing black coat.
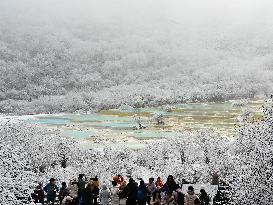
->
[163,175,179,194]
[83,182,93,205]
[125,178,138,205]
[199,189,210,205]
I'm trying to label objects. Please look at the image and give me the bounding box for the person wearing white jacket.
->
[110,181,120,205]
[100,184,110,205]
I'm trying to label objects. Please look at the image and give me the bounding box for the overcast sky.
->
[1,0,273,50]
[1,0,273,24]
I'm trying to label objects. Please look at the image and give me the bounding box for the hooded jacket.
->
[110,185,120,205]
[100,185,110,205]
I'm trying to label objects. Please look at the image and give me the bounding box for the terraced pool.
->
[30,99,264,148]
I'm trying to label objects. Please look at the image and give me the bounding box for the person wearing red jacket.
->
[155,177,164,189]
[113,174,124,186]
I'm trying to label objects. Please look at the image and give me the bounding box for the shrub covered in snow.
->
[0,118,233,204]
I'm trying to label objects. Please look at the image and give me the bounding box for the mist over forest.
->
[1,0,273,114]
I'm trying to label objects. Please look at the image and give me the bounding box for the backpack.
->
[47,185,57,196]
[137,189,145,200]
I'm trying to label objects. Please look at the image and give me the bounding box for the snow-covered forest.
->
[1,99,272,204]
[1,0,273,114]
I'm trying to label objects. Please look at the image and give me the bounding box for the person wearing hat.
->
[185,186,198,205]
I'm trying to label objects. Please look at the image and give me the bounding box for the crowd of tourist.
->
[30,174,229,205]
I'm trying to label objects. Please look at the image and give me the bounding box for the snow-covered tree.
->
[232,98,273,204]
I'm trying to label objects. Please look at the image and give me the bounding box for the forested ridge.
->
[1,0,273,114]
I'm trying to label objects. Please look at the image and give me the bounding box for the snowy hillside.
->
[0,0,273,114]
